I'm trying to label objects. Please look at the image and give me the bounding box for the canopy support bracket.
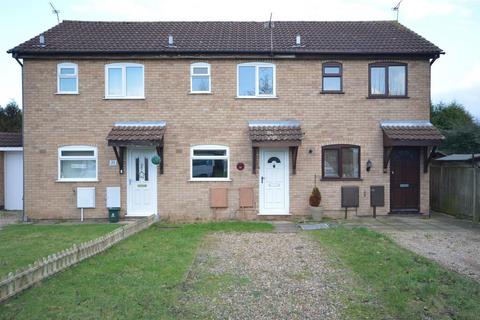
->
[112,146,125,174]
[383,147,393,173]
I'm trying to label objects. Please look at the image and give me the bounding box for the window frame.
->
[190,62,211,94]
[236,62,276,98]
[321,144,361,180]
[190,145,230,181]
[368,62,408,98]
[57,62,79,94]
[58,145,98,182]
[322,62,343,93]
[104,63,145,99]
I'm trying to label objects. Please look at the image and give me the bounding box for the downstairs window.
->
[58,146,98,181]
[322,145,360,179]
[190,145,229,181]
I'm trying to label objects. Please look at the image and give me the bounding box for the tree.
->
[0,101,22,132]
[441,123,480,154]
[431,101,480,154]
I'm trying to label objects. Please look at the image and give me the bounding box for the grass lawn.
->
[0,224,121,277]
[312,226,480,320]
[0,222,272,320]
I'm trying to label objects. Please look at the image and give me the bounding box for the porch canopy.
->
[380,120,444,172]
[248,120,303,174]
[106,121,166,174]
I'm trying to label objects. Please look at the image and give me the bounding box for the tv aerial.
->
[50,2,61,24]
[392,0,404,21]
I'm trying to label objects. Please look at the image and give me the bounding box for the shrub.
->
[309,187,321,207]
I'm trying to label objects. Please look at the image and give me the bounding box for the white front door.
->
[127,148,157,216]
[4,151,23,210]
[259,148,289,215]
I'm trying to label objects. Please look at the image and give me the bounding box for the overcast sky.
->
[1,0,479,118]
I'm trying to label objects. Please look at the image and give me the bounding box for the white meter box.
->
[106,187,121,208]
[77,187,96,208]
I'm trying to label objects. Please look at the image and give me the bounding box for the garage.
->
[0,132,23,211]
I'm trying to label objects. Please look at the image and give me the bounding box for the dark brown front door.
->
[390,147,420,212]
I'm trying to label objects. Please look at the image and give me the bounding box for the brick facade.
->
[23,58,432,220]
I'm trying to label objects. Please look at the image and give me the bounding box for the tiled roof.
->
[107,122,165,146]
[249,120,303,143]
[381,121,444,146]
[8,20,442,57]
[0,132,22,147]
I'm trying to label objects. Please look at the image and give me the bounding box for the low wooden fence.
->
[0,215,156,303]
[430,163,480,222]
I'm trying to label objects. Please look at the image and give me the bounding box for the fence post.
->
[474,168,479,223]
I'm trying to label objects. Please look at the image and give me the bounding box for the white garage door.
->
[5,151,23,210]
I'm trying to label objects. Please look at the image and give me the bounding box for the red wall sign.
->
[236,162,245,171]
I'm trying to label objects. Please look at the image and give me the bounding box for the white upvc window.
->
[105,63,144,99]
[190,62,211,93]
[190,145,230,181]
[237,62,276,98]
[58,146,98,182]
[57,63,78,94]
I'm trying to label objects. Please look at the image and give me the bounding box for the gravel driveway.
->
[179,232,349,319]
[348,213,480,282]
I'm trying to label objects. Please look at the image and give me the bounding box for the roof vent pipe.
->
[168,35,174,46]
[39,34,45,47]
[295,34,301,46]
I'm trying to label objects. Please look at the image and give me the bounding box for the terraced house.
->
[8,20,444,221]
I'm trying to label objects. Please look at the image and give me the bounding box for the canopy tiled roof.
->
[249,120,303,146]
[8,20,443,58]
[0,132,22,147]
[381,120,444,147]
[107,122,165,146]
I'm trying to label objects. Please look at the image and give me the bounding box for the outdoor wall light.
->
[366,159,373,172]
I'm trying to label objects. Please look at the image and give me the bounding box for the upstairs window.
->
[190,63,211,93]
[369,63,407,97]
[105,63,144,99]
[190,145,229,181]
[58,146,98,182]
[57,63,78,94]
[237,63,276,98]
[322,62,342,92]
[322,145,360,180]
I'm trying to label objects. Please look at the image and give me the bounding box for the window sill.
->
[104,97,145,100]
[189,92,212,95]
[189,178,232,182]
[320,91,344,94]
[235,96,278,99]
[55,92,79,95]
[321,178,363,181]
[56,179,99,183]
[367,96,409,99]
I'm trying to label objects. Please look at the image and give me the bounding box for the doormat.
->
[299,223,332,230]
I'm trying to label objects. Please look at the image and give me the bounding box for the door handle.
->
[261,176,265,183]
[129,179,132,186]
